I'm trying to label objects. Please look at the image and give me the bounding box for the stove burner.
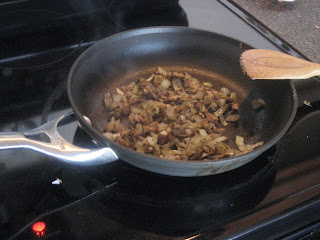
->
[0,9,84,69]
[73,127,278,233]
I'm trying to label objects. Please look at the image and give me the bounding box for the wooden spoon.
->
[240,49,320,80]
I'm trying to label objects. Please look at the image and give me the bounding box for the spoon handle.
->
[240,49,320,79]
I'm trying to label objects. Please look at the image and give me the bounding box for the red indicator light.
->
[32,221,46,237]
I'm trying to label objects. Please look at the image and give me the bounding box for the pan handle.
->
[0,113,119,165]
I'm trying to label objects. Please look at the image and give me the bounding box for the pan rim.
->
[67,26,298,167]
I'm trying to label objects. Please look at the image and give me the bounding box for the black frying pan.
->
[0,27,297,176]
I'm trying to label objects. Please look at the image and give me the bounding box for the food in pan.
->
[103,67,263,161]
[251,98,266,110]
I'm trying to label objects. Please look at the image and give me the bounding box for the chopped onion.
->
[236,136,244,146]
[105,116,115,131]
[213,136,227,143]
[134,124,142,136]
[230,92,237,102]
[219,115,228,126]
[113,94,122,103]
[214,107,226,117]
[156,67,168,76]
[199,129,208,136]
[195,92,204,99]
[185,129,192,135]
[131,105,143,114]
[172,78,184,91]
[103,132,113,139]
[221,87,230,95]
[203,82,213,88]
[144,136,158,146]
[159,130,168,136]
[146,74,155,82]
[165,106,177,119]
[103,67,264,161]
[132,84,140,95]
[159,79,171,89]
[203,94,214,105]
[226,114,240,122]
[116,87,124,95]
[218,99,226,107]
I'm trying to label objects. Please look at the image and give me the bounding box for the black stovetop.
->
[1,1,320,239]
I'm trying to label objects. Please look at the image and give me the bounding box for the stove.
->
[1,0,320,239]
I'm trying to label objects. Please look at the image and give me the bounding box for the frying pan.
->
[0,27,297,176]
